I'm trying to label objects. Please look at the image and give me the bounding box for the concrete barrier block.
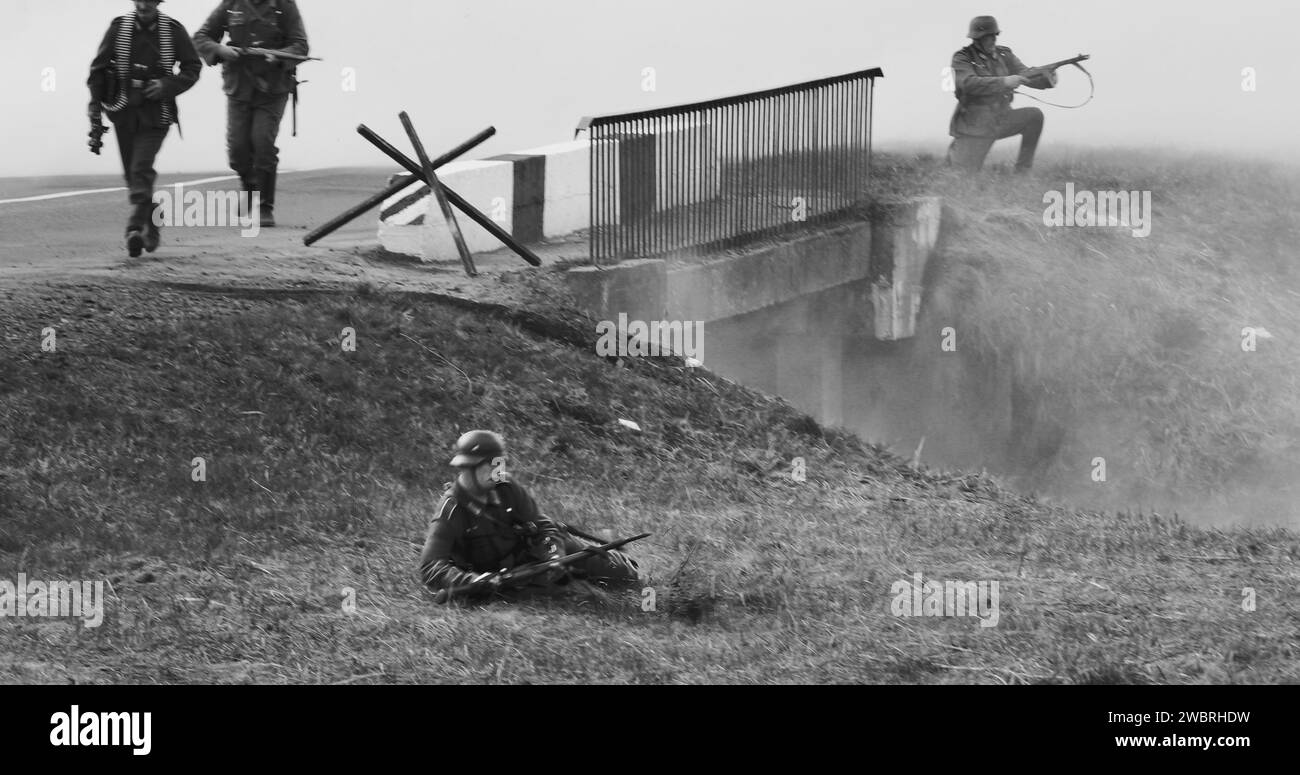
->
[519,140,590,237]
[654,119,721,210]
[421,160,514,260]
[588,119,722,227]
[591,134,635,227]
[378,175,429,259]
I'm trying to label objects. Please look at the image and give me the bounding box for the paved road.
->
[0,168,579,295]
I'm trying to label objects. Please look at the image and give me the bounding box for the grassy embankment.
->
[1,149,1298,683]
[871,148,1300,525]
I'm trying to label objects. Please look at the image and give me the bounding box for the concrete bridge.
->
[564,197,942,343]
[371,61,941,426]
[375,134,944,431]
[375,140,943,343]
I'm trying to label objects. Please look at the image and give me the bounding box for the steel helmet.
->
[968,16,1000,39]
[449,430,505,468]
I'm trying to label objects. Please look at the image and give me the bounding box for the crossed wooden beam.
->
[304,114,543,276]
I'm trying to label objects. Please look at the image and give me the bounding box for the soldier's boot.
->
[143,202,162,253]
[259,169,277,228]
[125,199,150,257]
[126,230,144,258]
[589,549,640,586]
[238,176,259,223]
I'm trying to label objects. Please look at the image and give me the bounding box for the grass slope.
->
[872,148,1300,524]
[1,277,1297,684]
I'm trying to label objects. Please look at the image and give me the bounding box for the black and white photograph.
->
[0,0,1295,732]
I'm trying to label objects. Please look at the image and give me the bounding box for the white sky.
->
[1,0,1296,177]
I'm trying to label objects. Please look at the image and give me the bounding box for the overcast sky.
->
[1,0,1295,178]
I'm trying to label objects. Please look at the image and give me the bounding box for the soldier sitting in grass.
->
[418,430,640,601]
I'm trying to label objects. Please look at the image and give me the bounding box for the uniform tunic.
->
[193,0,309,100]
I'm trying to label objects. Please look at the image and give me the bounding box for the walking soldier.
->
[87,0,201,257]
[193,0,309,228]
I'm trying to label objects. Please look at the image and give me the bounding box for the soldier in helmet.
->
[87,0,202,257]
[417,431,640,600]
[948,16,1058,173]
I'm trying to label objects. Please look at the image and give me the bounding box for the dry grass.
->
[872,148,1300,524]
[1,149,1298,683]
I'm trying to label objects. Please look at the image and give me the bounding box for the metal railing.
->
[576,66,883,265]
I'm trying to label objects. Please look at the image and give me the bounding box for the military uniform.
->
[88,4,201,252]
[417,478,640,596]
[193,0,309,225]
[948,19,1056,173]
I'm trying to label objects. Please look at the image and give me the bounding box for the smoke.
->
[702,151,1300,529]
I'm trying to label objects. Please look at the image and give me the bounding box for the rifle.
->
[234,47,321,63]
[232,48,320,136]
[1023,53,1090,78]
[432,532,651,604]
[88,113,109,155]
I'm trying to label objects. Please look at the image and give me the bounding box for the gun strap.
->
[1015,62,1094,109]
[459,489,514,533]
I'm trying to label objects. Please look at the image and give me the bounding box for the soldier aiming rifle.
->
[947,15,1088,173]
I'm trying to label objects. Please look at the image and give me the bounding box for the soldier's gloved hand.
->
[544,559,571,585]
[539,538,567,584]
[215,44,241,63]
[468,572,501,594]
[143,80,164,100]
[1002,75,1026,89]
